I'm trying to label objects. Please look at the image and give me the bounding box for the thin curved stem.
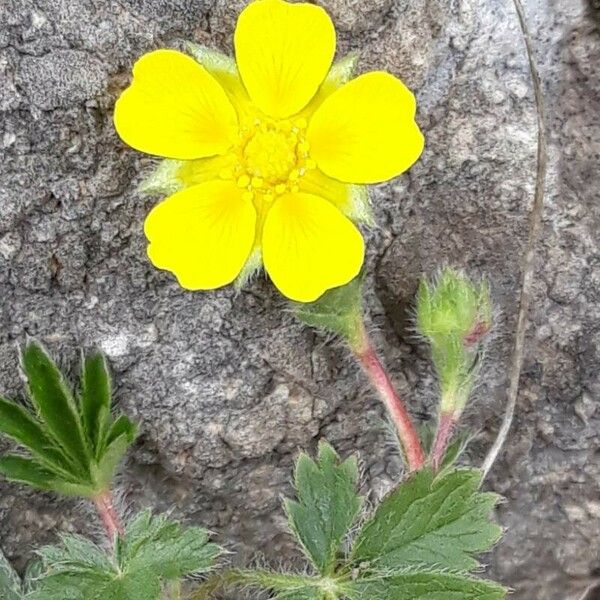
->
[481,0,547,479]
[351,325,425,472]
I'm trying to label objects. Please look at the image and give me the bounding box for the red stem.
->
[93,491,124,542]
[430,412,456,470]
[353,332,425,472]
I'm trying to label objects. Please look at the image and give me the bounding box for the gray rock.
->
[0,0,599,599]
[16,50,108,110]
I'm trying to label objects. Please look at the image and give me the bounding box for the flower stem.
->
[93,491,124,543]
[351,325,425,471]
[430,412,456,470]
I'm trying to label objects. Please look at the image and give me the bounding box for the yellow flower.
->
[114,0,424,302]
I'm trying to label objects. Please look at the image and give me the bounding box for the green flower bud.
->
[417,269,491,343]
[417,269,492,417]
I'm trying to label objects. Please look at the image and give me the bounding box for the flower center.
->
[228,117,315,199]
[243,129,297,183]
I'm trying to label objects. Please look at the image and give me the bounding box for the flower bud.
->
[417,269,492,417]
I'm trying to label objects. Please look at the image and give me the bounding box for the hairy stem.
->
[430,412,456,470]
[351,325,425,471]
[93,491,124,543]
[481,0,548,480]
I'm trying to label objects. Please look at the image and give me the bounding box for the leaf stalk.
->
[93,491,124,542]
[351,324,425,472]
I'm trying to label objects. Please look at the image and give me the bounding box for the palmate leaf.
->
[31,511,221,600]
[344,570,506,600]
[0,341,137,499]
[28,569,160,600]
[351,468,503,572]
[0,547,22,600]
[21,342,89,469]
[285,442,363,575]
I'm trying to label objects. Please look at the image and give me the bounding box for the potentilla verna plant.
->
[113,0,423,302]
[0,0,548,598]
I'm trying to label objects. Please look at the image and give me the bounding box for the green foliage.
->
[30,510,221,600]
[293,275,364,347]
[0,547,22,600]
[285,442,363,575]
[344,570,506,599]
[0,341,137,499]
[214,444,505,600]
[416,269,491,414]
[351,468,503,572]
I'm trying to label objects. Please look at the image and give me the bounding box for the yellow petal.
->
[234,0,335,119]
[262,192,364,302]
[306,71,425,183]
[114,50,239,160]
[144,181,256,289]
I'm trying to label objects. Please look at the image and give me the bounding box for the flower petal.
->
[262,192,364,302]
[144,181,256,289]
[234,0,335,119]
[306,71,425,183]
[114,50,239,160]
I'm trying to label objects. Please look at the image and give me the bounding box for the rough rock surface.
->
[0,1,598,599]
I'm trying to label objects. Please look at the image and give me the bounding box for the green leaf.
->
[351,468,502,572]
[285,441,362,575]
[21,342,89,469]
[0,455,56,491]
[29,569,161,600]
[0,397,74,476]
[37,534,113,573]
[80,352,111,456]
[0,344,137,499]
[345,570,506,599]
[31,513,219,600]
[0,547,21,600]
[220,570,324,598]
[91,434,130,492]
[122,510,220,580]
[22,558,44,593]
[277,590,323,600]
[293,275,364,346]
[104,414,137,448]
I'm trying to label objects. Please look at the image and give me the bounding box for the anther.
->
[237,175,250,188]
